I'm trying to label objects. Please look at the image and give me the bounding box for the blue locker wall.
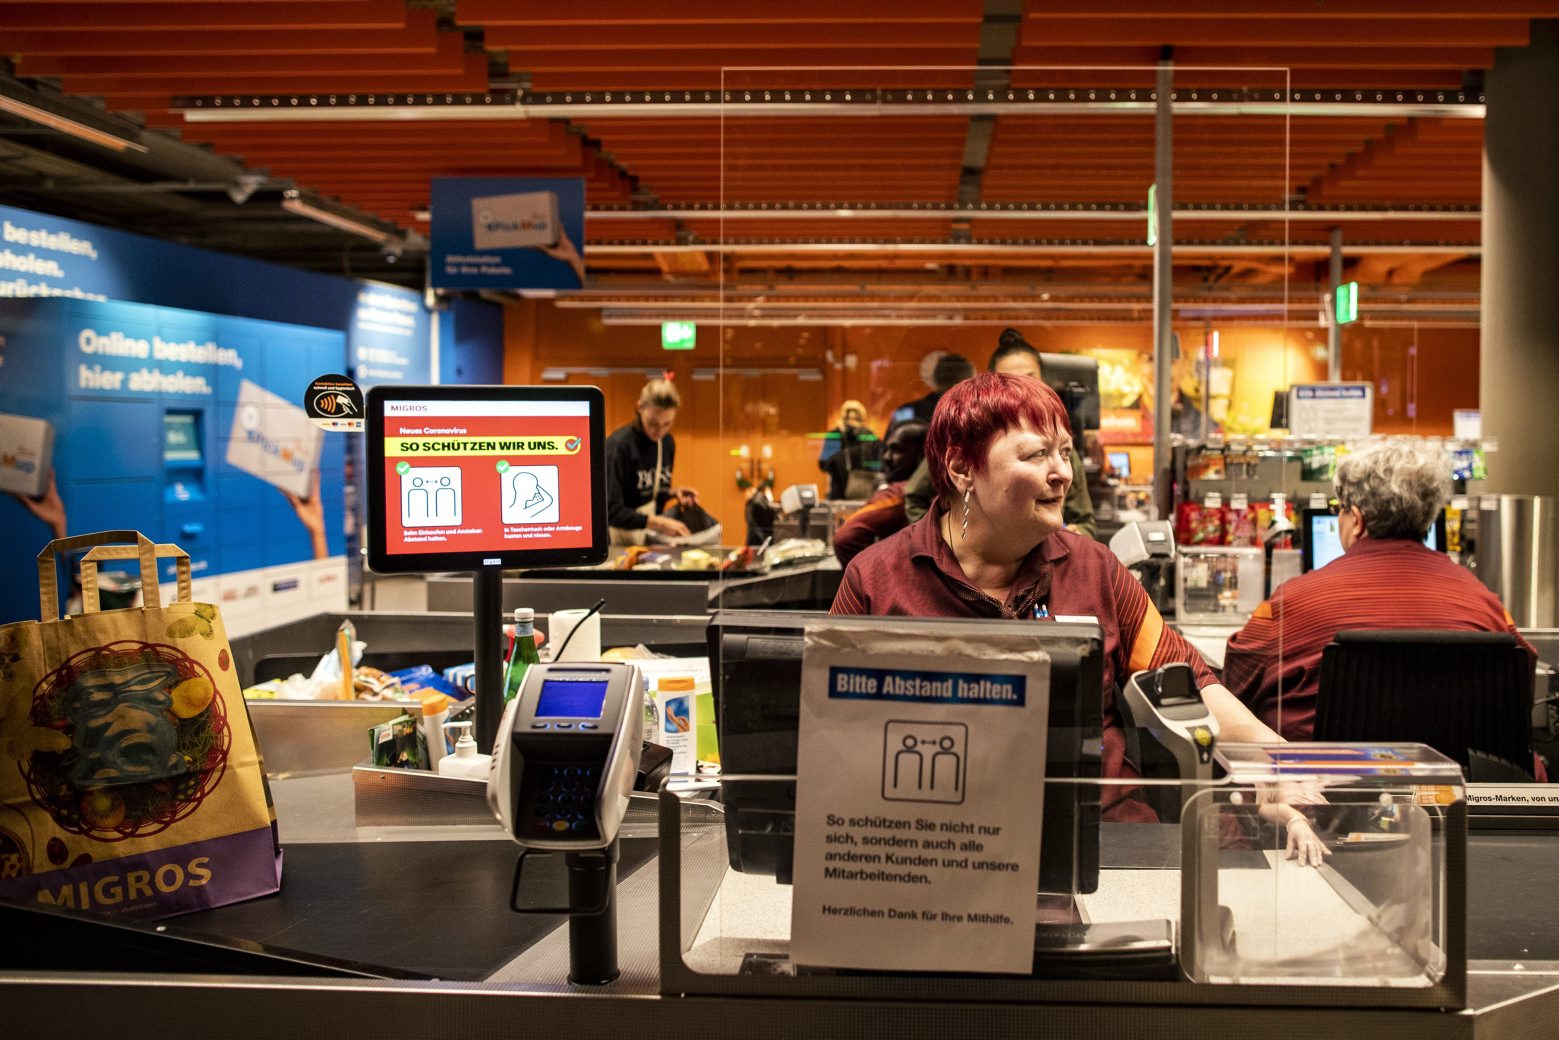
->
[0,297,347,622]
[0,202,506,625]
[438,298,506,386]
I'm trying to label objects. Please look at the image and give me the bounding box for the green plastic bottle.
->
[501,607,541,704]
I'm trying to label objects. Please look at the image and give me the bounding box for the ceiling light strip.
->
[578,300,1478,314]
[597,314,1480,328]
[586,206,1479,223]
[173,86,1486,122]
[584,242,1480,256]
[280,190,399,245]
[0,92,147,152]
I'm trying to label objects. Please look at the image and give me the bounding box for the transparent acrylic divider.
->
[659,753,1464,1008]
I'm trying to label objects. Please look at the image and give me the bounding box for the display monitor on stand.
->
[365,385,609,750]
[1038,352,1101,440]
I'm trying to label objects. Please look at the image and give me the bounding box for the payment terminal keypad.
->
[525,763,601,841]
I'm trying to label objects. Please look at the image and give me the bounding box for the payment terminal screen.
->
[380,398,594,556]
[534,678,609,719]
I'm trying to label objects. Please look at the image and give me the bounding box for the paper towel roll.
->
[550,608,602,662]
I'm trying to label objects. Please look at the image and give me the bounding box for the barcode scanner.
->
[1120,663,1220,819]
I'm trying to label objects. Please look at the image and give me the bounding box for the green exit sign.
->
[1146,184,1157,246]
[661,321,696,350]
[1335,281,1359,324]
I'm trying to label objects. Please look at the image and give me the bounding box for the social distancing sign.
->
[790,621,1050,974]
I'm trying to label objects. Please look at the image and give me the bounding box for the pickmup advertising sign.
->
[429,178,586,291]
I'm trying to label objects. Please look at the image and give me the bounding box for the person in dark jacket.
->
[817,399,882,500]
[605,378,691,542]
[832,420,928,566]
[885,352,974,439]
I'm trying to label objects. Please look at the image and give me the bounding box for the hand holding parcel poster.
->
[429,178,586,291]
[790,620,1050,974]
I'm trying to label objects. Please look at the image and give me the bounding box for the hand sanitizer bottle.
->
[437,721,493,780]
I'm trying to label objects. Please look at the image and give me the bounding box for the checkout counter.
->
[9,606,1559,1036]
[424,559,844,616]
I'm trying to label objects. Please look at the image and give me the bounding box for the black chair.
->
[1313,629,1533,779]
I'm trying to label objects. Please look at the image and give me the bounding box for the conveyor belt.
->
[161,837,656,981]
[1467,831,1559,960]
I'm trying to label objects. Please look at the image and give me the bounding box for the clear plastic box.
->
[1175,545,1264,623]
[1183,743,1465,988]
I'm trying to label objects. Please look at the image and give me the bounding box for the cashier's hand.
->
[674,487,701,510]
[647,513,691,538]
[1283,813,1330,867]
[10,470,67,540]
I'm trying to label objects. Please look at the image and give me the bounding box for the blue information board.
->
[429,178,586,290]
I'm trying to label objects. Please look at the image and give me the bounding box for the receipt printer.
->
[1120,662,1219,789]
[488,662,644,851]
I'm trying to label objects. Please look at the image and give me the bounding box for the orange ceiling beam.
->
[81,60,491,98]
[0,0,408,32]
[5,13,442,57]
[182,134,572,154]
[1019,17,1528,47]
[1010,44,1498,69]
[1003,68,1474,88]
[506,47,977,73]
[1022,0,1559,16]
[20,33,469,79]
[485,23,981,49]
[458,0,984,26]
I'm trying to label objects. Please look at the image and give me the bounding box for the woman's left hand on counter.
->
[1283,812,1331,868]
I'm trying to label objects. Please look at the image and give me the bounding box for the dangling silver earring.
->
[961,487,971,541]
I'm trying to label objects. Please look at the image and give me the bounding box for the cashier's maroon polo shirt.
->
[832,505,1217,822]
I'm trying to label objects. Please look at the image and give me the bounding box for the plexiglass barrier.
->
[660,748,1464,1008]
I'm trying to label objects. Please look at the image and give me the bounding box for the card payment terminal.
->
[488,662,643,985]
[489,663,644,850]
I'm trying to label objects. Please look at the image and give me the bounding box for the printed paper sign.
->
[790,621,1049,974]
[1453,409,1481,442]
[1287,382,1373,438]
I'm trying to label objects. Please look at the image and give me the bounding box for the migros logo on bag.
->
[34,855,212,910]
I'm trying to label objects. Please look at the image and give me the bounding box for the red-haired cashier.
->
[832,373,1324,862]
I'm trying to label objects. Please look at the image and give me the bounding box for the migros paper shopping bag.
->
[0,531,282,918]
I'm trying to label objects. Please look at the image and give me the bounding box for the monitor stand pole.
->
[473,567,505,753]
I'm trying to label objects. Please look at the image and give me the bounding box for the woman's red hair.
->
[924,372,1071,502]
